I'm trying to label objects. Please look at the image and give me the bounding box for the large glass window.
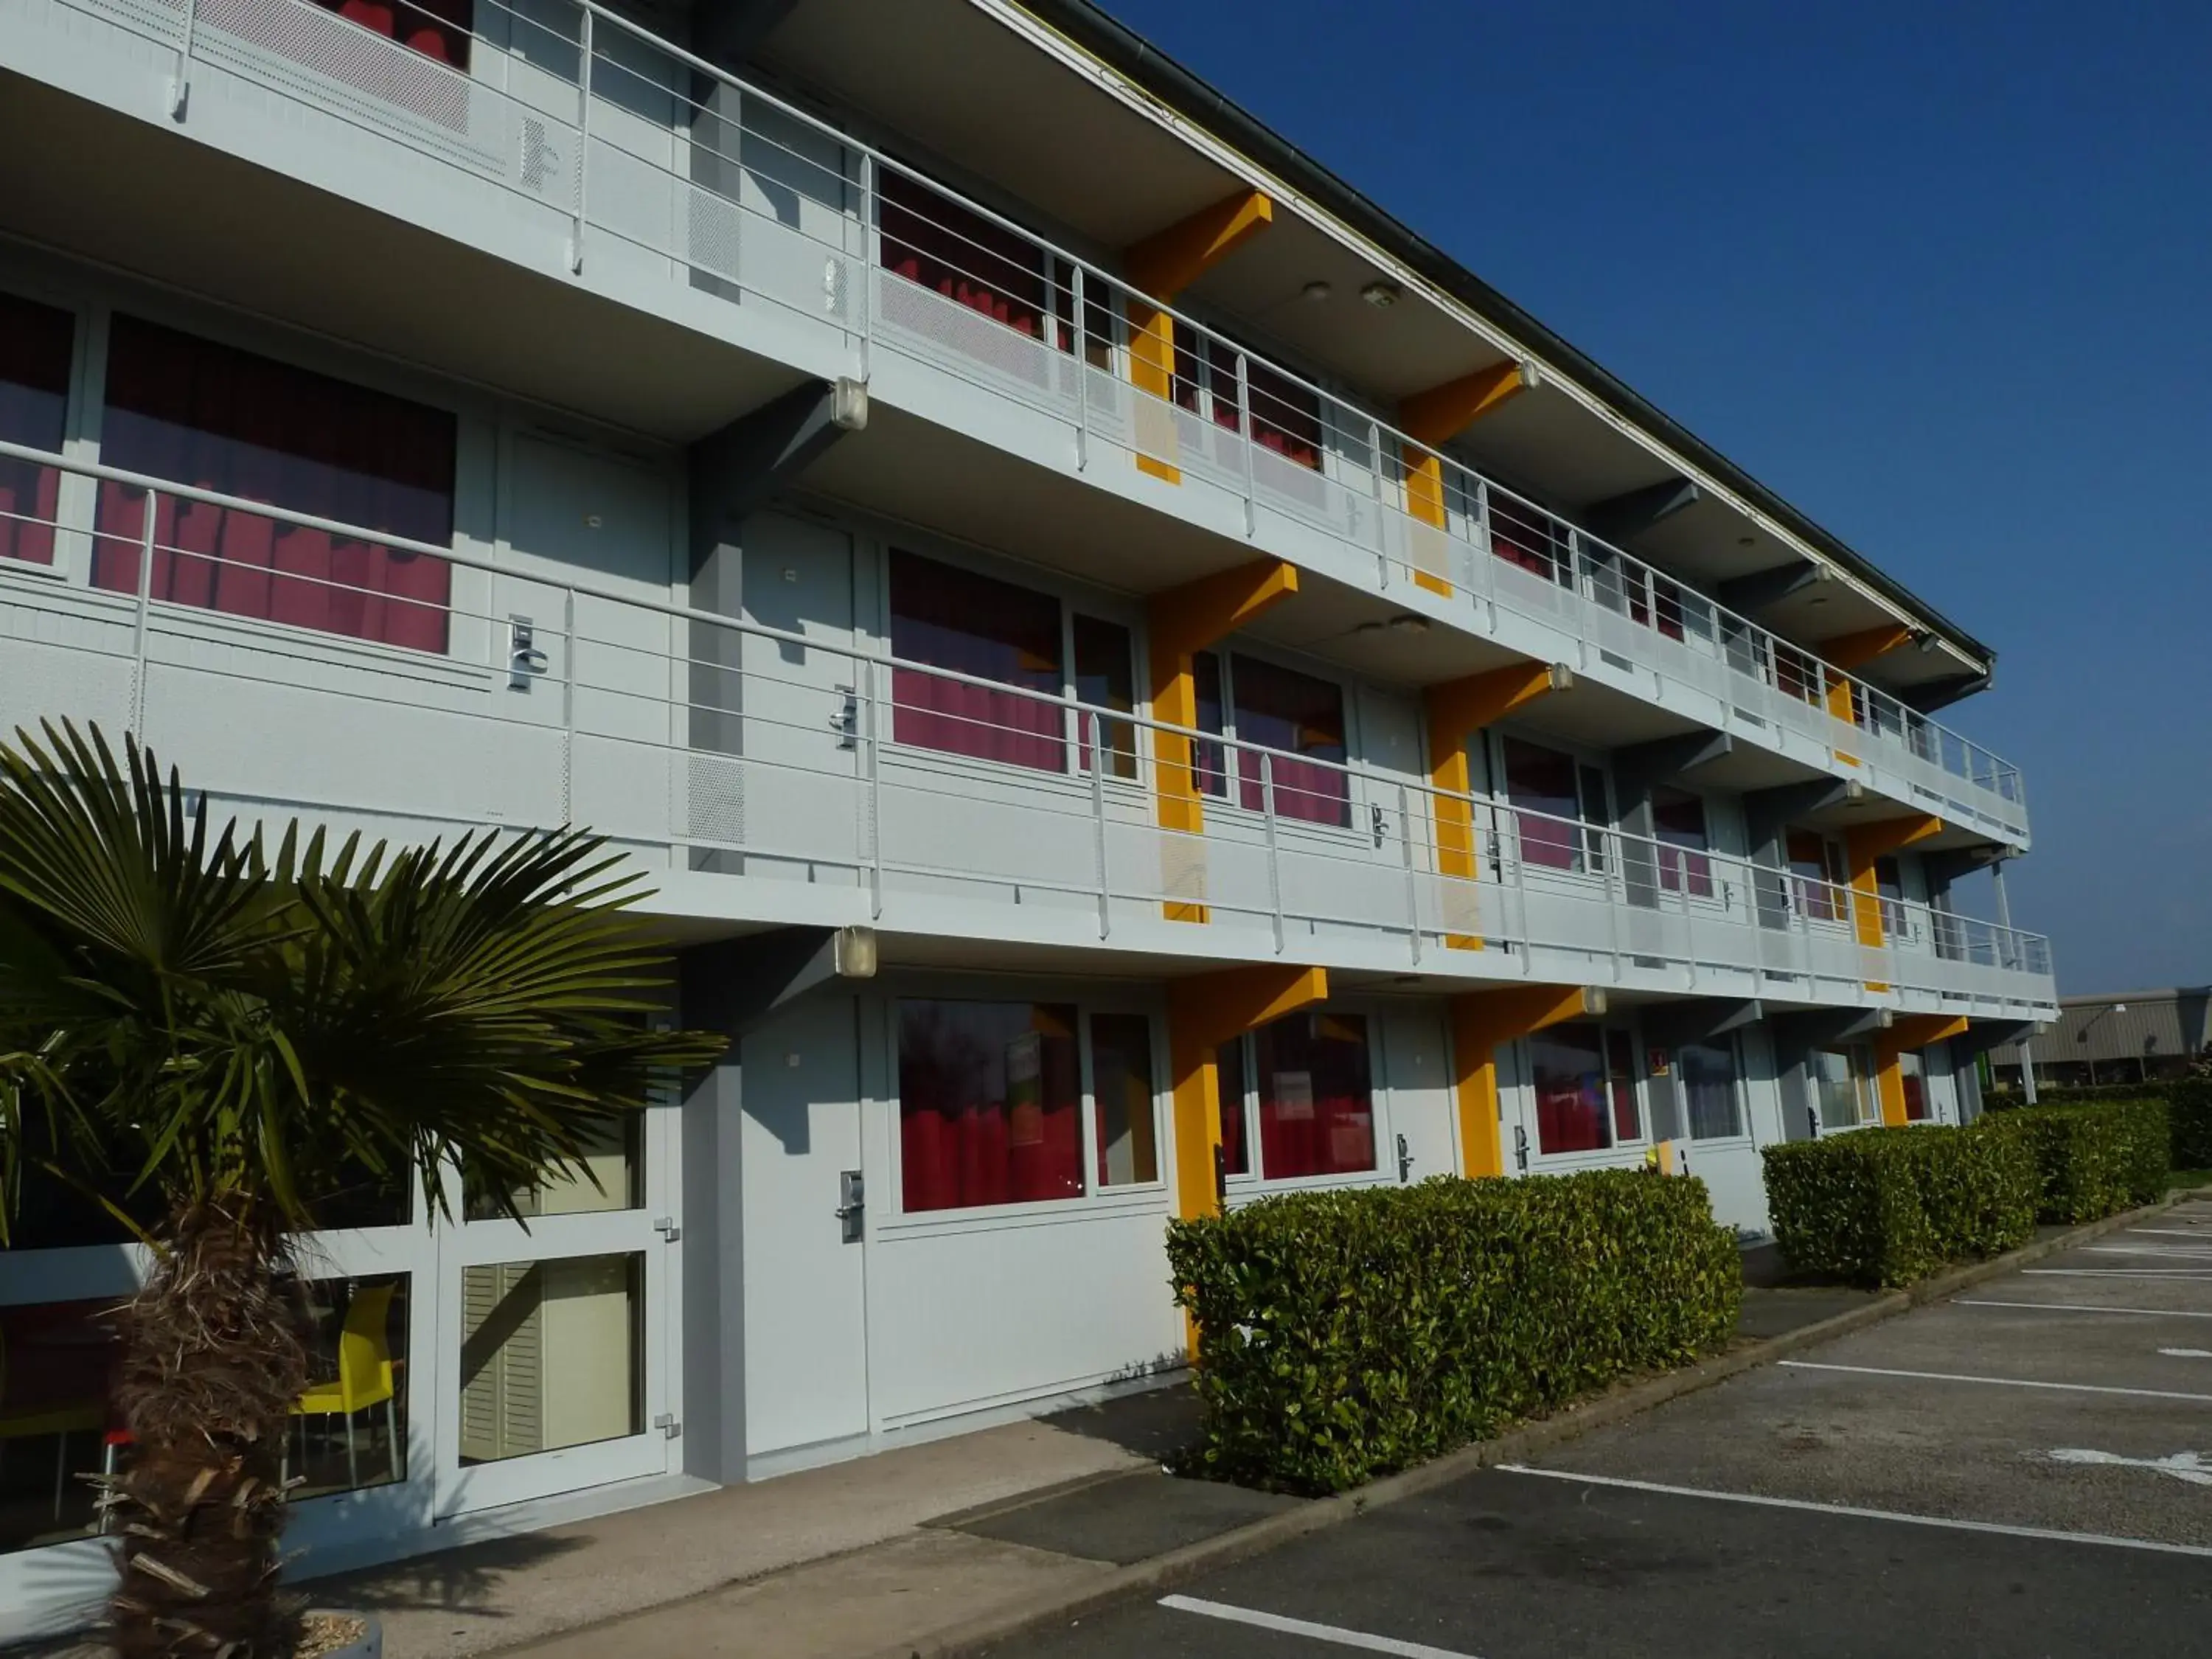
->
[1787,830,1848,922]
[1606,1029,1643,1142]
[1230,653,1348,827]
[1216,1037,1251,1178]
[93,316,456,653]
[467,1116,641,1220]
[0,291,70,569]
[1809,1046,1874,1131]
[1679,1040,1745,1140]
[889,549,1065,773]
[898,1000,1084,1211]
[879,170,1052,340]
[1253,1012,1376,1179]
[290,1274,410,1498]
[1652,787,1716,898]
[459,1255,640,1464]
[1192,650,1230,799]
[1072,613,1137,780]
[1503,737,1583,872]
[1530,1020,1609,1154]
[314,0,472,66]
[1489,493,1571,583]
[0,1298,121,1553]
[1899,1050,1930,1121]
[1089,1012,1160,1187]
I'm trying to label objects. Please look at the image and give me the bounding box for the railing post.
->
[1262,751,1283,954]
[1368,419,1388,587]
[1089,712,1110,939]
[856,148,877,380]
[1071,263,1090,473]
[129,488,158,737]
[1399,782,1420,964]
[168,0,198,120]
[570,4,593,274]
[560,585,577,827]
[865,655,885,919]
[1235,352,1256,538]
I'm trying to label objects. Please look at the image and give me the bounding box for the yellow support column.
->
[1450,984,1605,1178]
[1874,1013,1971,1125]
[1166,964,1329,1222]
[1845,815,1942,989]
[1820,623,1912,763]
[1122,190,1274,484]
[1147,560,1299,922]
[1396,362,1532,596]
[1422,662,1568,949]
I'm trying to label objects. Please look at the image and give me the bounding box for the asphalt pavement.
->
[982,1199,2212,1658]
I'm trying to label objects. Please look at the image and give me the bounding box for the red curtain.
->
[889,549,1065,772]
[1503,737,1580,872]
[898,1001,1083,1213]
[0,291,72,568]
[879,169,1051,340]
[1530,1022,1608,1155]
[1253,1012,1374,1179]
[1216,1038,1249,1177]
[1653,788,1716,899]
[318,0,470,66]
[1489,494,1568,582]
[92,316,455,653]
[1230,653,1348,827]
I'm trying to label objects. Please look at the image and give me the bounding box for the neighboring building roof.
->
[1017,0,1999,675]
[1992,988,2212,1068]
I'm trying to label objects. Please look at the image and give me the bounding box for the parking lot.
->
[985,1199,2212,1658]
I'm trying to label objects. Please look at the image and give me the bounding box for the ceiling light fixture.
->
[1301,279,1333,303]
[1360,281,1401,308]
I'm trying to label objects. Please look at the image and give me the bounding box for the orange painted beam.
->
[1167,965,1329,1220]
[1844,815,1944,987]
[1147,560,1300,920]
[1124,190,1274,487]
[1874,1014,1972,1125]
[1450,984,1604,1177]
[1424,663,1567,949]
[1820,625,1912,733]
[1398,364,1532,597]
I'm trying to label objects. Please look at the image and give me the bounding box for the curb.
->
[866,1188,2199,1659]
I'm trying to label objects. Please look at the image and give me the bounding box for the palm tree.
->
[0,721,726,1658]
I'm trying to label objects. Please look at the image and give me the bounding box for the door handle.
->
[830,685,858,750]
[1396,1133,1413,1183]
[835,1169,865,1243]
[1513,1124,1529,1172]
[508,615,549,689]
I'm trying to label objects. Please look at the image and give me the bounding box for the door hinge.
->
[653,1216,681,1242]
[653,1413,681,1440]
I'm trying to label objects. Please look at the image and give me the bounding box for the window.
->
[1898,1050,1929,1122]
[1192,650,1230,799]
[1503,737,1583,872]
[92,316,456,653]
[0,291,70,568]
[461,1256,639,1464]
[1652,787,1716,898]
[1530,1021,1609,1154]
[1679,1040,1745,1140]
[889,549,1065,773]
[897,1000,1083,1211]
[1216,1037,1251,1177]
[1489,493,1571,584]
[1787,830,1848,922]
[1876,856,1907,940]
[1089,1012,1160,1186]
[1253,1011,1375,1179]
[1164,335,1324,470]
[315,0,472,66]
[1809,1046,1873,1131]
[1072,613,1137,779]
[1606,1029,1642,1142]
[0,1297,122,1552]
[1230,653,1349,827]
[293,1274,410,1496]
[879,170,1053,341]
[1773,641,1826,706]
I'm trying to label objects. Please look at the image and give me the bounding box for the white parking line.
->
[1778,1360,2212,1402]
[1496,1467,2212,1559]
[1159,1595,1479,1658]
[2157,1349,2212,1359]
[2088,1246,2212,1260]
[1955,1299,2212,1320]
[2126,1228,2212,1239]
[2024,1269,2212,1281]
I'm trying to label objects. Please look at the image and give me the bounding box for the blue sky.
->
[1097,0,2211,993]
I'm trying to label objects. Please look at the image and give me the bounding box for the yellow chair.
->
[290,1281,400,1492]
[0,1325,106,1525]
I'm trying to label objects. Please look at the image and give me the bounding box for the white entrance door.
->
[432,1099,679,1517]
[740,993,870,1459]
[1380,1006,1457,1180]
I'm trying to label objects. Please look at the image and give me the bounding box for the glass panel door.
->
[433,1102,678,1517]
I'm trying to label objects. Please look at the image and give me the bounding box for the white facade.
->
[0,0,2052,1635]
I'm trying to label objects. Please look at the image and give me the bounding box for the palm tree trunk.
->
[108,1197,307,1658]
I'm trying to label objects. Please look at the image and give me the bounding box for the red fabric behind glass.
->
[1216,1038,1249,1177]
[879,170,1050,339]
[1489,494,1568,582]
[1255,1012,1374,1178]
[1230,653,1348,827]
[1652,787,1715,898]
[898,1000,1082,1212]
[316,0,471,68]
[0,291,72,568]
[1530,1021,1609,1154]
[1071,613,1136,779]
[889,549,1065,772]
[1503,737,1579,871]
[1192,650,1229,799]
[92,316,454,653]
[1605,1029,1641,1141]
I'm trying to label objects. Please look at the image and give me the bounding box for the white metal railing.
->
[28,0,2029,841]
[0,440,2055,1012]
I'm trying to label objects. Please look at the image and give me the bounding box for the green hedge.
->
[1165,1170,1740,1495]
[1762,1120,2037,1288]
[1992,1079,2212,1174]
[2006,1099,2169,1222]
